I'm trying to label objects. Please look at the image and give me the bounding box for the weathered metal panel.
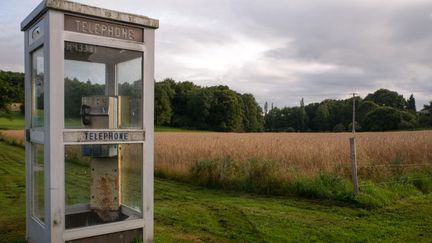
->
[21,0,159,31]
[90,157,120,222]
[65,15,144,42]
[143,27,155,243]
[63,130,145,143]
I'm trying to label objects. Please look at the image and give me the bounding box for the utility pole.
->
[350,93,358,195]
[352,93,357,134]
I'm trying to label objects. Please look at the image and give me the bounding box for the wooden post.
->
[350,137,358,194]
[352,93,356,133]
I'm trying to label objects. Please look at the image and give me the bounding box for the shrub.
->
[292,171,354,202]
[333,123,345,132]
[189,159,220,187]
[185,157,432,208]
[363,107,401,131]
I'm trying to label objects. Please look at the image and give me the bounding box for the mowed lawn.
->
[0,141,431,242]
[0,113,24,130]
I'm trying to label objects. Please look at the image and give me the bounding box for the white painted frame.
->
[24,8,155,243]
[25,15,48,243]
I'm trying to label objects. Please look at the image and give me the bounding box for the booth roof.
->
[21,0,159,31]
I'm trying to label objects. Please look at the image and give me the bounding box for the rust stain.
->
[90,158,120,222]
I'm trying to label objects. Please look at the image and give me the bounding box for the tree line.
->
[1,70,431,132]
[155,79,432,132]
[0,70,24,113]
[265,89,432,132]
[155,78,264,132]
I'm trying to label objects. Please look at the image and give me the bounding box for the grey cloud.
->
[0,0,431,109]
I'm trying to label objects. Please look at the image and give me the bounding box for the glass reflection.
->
[31,48,44,127]
[32,143,45,223]
[64,42,143,129]
[65,143,142,229]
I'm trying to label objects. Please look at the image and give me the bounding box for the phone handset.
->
[81,104,91,126]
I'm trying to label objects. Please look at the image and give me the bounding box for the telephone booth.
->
[21,1,158,242]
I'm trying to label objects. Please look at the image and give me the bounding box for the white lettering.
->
[108,26,114,36]
[122,28,128,39]
[75,20,81,31]
[81,21,88,32]
[101,24,107,35]
[114,27,121,37]
[94,24,100,35]
[84,132,129,141]
[88,22,93,34]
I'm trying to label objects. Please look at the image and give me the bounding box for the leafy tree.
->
[264,101,268,115]
[328,99,352,129]
[264,107,280,131]
[280,107,298,131]
[348,121,361,132]
[313,102,331,131]
[419,101,432,127]
[406,94,416,112]
[365,89,407,110]
[153,78,265,132]
[363,107,401,131]
[0,78,13,112]
[171,81,199,127]
[0,70,24,113]
[0,70,24,103]
[357,100,378,124]
[333,123,345,132]
[304,103,319,131]
[206,86,243,132]
[423,101,432,113]
[186,88,212,129]
[241,93,264,132]
[299,98,308,131]
[399,111,417,130]
[155,80,175,125]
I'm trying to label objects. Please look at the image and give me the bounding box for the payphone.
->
[22,1,158,242]
[81,95,121,223]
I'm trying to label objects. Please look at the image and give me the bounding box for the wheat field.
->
[155,131,432,179]
[2,130,431,180]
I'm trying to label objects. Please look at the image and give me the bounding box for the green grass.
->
[1,142,431,242]
[158,158,432,208]
[0,113,199,132]
[0,142,26,242]
[155,180,432,242]
[0,112,24,130]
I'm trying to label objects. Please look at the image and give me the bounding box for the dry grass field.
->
[2,129,431,181]
[0,130,24,144]
[1,129,431,205]
[155,131,432,180]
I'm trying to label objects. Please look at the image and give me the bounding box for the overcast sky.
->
[1,0,432,109]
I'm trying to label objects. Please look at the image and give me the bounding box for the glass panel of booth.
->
[31,47,44,127]
[64,143,142,229]
[32,143,45,223]
[64,42,143,129]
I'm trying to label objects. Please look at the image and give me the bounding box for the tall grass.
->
[155,131,432,206]
[155,131,432,179]
[2,128,431,206]
[0,131,24,147]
